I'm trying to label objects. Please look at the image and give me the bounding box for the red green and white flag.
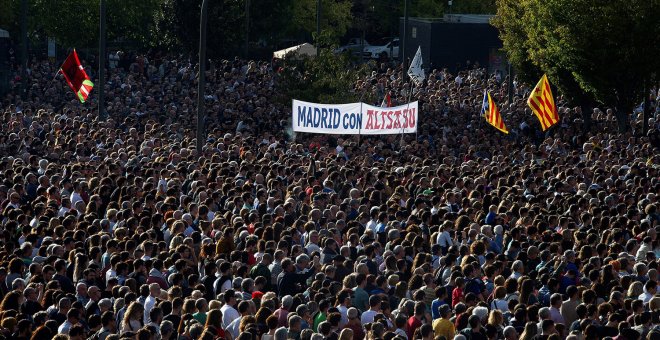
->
[59,49,94,103]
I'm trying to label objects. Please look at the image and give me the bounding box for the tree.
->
[154,0,244,58]
[25,0,160,48]
[276,50,372,105]
[289,0,353,45]
[494,0,660,132]
[450,0,496,14]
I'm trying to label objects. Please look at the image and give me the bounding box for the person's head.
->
[550,293,562,308]
[67,308,81,324]
[149,283,161,297]
[468,314,481,330]
[503,326,517,340]
[150,306,163,324]
[88,285,102,302]
[538,307,551,320]
[101,311,116,330]
[644,280,657,294]
[237,300,250,315]
[368,295,381,310]
[281,295,293,310]
[288,315,302,332]
[541,319,556,335]
[224,289,236,305]
[160,320,174,339]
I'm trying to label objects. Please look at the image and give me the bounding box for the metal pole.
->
[643,78,650,135]
[20,0,27,99]
[245,0,250,58]
[507,61,513,104]
[99,0,106,119]
[197,0,208,155]
[316,0,321,56]
[402,0,409,72]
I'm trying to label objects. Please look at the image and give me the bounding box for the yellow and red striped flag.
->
[481,90,508,134]
[527,74,558,131]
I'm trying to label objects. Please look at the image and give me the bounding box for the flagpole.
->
[52,69,60,83]
[98,0,106,119]
[20,0,28,100]
[358,102,363,145]
[401,81,413,147]
[197,0,209,155]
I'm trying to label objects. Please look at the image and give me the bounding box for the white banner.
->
[293,99,418,135]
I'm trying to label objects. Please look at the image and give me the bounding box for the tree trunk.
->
[615,107,630,133]
[579,96,593,133]
[643,79,650,135]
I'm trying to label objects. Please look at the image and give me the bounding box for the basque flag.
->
[59,49,94,103]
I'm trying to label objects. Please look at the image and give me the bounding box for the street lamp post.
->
[508,61,513,104]
[99,0,107,120]
[316,0,321,56]
[245,0,250,58]
[197,0,209,154]
[402,0,409,72]
[20,0,27,100]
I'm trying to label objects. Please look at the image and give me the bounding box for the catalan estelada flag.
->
[481,90,508,134]
[527,74,558,131]
[59,49,94,103]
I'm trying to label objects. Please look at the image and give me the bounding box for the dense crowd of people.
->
[0,49,658,340]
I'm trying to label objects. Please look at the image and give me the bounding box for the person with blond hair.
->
[120,301,144,333]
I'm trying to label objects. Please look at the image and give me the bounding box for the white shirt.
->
[220,304,240,328]
[395,328,408,339]
[144,295,157,324]
[105,268,117,283]
[305,243,321,255]
[639,291,654,304]
[490,299,509,313]
[70,192,83,206]
[58,320,74,334]
[361,309,378,325]
[58,207,70,217]
[366,219,378,232]
[227,315,243,339]
[436,231,453,248]
[336,305,349,328]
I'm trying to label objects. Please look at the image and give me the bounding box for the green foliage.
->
[276,50,371,105]
[247,0,294,48]
[450,0,497,14]
[25,0,159,48]
[410,0,446,18]
[491,0,540,85]
[290,0,353,45]
[494,0,660,131]
[0,0,19,36]
[154,0,245,58]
